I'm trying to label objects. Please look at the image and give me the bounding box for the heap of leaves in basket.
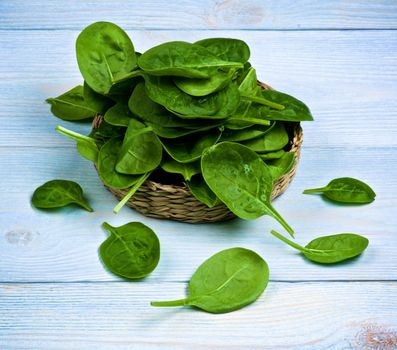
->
[48,21,313,235]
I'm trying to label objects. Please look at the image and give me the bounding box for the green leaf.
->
[195,38,250,63]
[161,159,201,181]
[265,152,295,181]
[100,222,160,279]
[161,129,222,163]
[303,177,376,204]
[32,180,93,212]
[83,81,113,113]
[55,125,99,162]
[104,101,133,127]
[116,119,162,174]
[187,175,220,208]
[46,85,96,121]
[241,122,289,153]
[201,142,294,236]
[97,138,142,188]
[255,89,314,122]
[270,230,369,264]
[220,122,275,142]
[76,22,137,94]
[173,68,236,97]
[151,247,268,313]
[258,149,285,160]
[144,75,240,118]
[138,41,243,78]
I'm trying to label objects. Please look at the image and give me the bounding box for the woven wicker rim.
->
[93,81,304,223]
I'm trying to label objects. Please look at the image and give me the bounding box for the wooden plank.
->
[0,146,395,283]
[1,281,396,349]
[1,0,397,30]
[1,30,396,148]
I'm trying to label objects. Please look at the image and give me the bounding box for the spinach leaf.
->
[129,82,203,128]
[151,247,268,313]
[100,222,160,279]
[116,119,162,174]
[161,128,222,163]
[266,152,295,181]
[46,85,96,121]
[303,177,376,204]
[98,138,141,188]
[270,230,369,264]
[259,149,285,160]
[257,89,314,122]
[146,123,222,139]
[201,142,294,236]
[144,75,239,119]
[89,119,126,142]
[173,68,236,97]
[76,22,137,94]
[104,101,133,127]
[56,125,99,162]
[138,41,243,78]
[241,122,289,153]
[187,175,220,208]
[32,180,93,212]
[161,159,201,181]
[220,122,275,142]
[195,38,250,63]
[83,81,112,113]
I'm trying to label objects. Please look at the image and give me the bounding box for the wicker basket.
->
[93,82,303,223]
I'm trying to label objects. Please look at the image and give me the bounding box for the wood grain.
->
[1,282,396,349]
[1,30,396,148]
[1,0,397,30]
[0,146,395,283]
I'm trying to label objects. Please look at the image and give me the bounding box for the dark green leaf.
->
[201,142,294,236]
[195,38,250,63]
[161,159,201,181]
[46,85,96,121]
[265,152,295,181]
[138,41,243,78]
[303,177,376,204]
[32,180,93,212]
[161,129,222,163]
[83,81,113,113]
[270,230,369,264]
[151,247,268,313]
[100,222,160,279]
[144,75,239,118]
[104,101,133,127]
[56,125,99,162]
[187,175,220,208]
[98,138,141,188]
[241,122,289,153]
[116,119,162,174]
[76,22,137,94]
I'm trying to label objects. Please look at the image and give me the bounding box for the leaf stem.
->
[150,298,191,307]
[56,125,96,144]
[241,94,285,110]
[227,117,270,126]
[267,205,294,237]
[270,230,305,252]
[113,172,151,214]
[303,187,326,194]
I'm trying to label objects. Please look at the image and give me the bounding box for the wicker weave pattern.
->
[93,82,303,223]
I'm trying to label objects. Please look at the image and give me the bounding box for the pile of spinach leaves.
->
[48,22,313,230]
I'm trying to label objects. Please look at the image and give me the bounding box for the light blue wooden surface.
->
[1,1,397,349]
